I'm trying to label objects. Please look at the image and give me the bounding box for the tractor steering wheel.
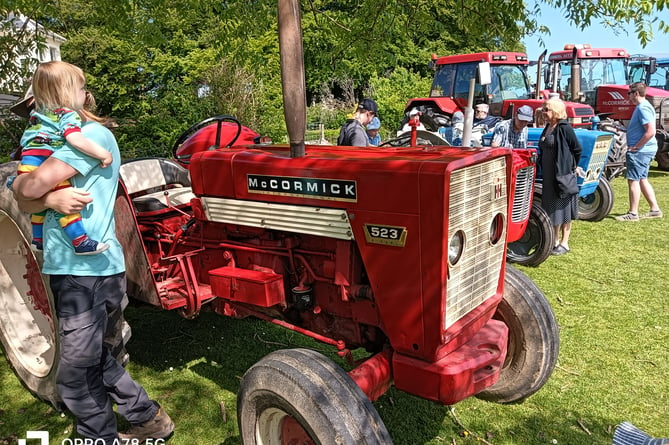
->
[172,115,242,164]
[379,130,451,148]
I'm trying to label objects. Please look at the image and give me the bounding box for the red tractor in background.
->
[403,51,595,135]
[545,44,669,173]
[0,3,559,443]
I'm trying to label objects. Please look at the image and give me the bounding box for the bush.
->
[367,67,432,134]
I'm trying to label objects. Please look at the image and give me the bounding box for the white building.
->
[0,13,66,109]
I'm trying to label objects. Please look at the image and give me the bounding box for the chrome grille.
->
[582,134,614,184]
[511,166,534,223]
[201,197,354,240]
[445,157,507,330]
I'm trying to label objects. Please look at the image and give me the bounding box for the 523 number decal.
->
[363,224,407,247]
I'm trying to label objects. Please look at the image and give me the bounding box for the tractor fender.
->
[114,183,162,306]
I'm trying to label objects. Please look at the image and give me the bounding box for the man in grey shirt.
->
[337,98,378,146]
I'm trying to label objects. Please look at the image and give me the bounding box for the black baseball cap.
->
[357,98,378,115]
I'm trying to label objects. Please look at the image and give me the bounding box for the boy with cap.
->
[337,98,378,146]
[366,116,381,146]
[490,104,534,149]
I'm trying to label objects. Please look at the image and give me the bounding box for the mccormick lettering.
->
[248,175,357,202]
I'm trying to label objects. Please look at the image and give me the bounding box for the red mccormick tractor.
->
[545,44,669,172]
[0,4,558,444]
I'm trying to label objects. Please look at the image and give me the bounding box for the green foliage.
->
[0,118,25,160]
[2,0,669,155]
[545,0,669,47]
[367,67,433,133]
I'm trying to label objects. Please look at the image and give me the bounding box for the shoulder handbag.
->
[555,171,578,198]
[555,123,579,198]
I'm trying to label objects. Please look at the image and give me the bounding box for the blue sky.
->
[522,4,669,58]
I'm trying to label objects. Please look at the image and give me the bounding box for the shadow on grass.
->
[122,303,451,445]
[122,302,623,445]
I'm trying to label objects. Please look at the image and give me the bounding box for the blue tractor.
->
[482,127,614,266]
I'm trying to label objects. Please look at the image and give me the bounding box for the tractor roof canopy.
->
[431,52,528,67]
[548,45,629,62]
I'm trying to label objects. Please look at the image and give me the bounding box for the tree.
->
[1,0,668,159]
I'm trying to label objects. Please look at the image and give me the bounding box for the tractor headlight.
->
[489,213,505,246]
[448,230,465,266]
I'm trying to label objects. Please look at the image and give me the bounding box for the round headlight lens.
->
[489,213,505,245]
[448,230,465,266]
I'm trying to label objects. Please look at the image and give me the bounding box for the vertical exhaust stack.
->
[278,0,307,158]
[536,50,547,99]
[570,47,581,102]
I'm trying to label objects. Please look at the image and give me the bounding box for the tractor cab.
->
[629,54,669,91]
[546,44,630,108]
[427,52,532,117]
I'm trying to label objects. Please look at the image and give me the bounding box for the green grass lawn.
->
[1,166,668,445]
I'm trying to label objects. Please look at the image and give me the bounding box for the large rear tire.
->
[0,161,60,407]
[506,202,554,267]
[0,162,131,406]
[599,121,627,180]
[578,177,614,222]
[656,150,669,171]
[237,348,392,445]
[476,265,559,404]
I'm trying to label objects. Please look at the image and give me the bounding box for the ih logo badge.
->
[18,431,48,445]
[491,176,504,201]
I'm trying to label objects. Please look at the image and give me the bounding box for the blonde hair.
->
[543,98,567,120]
[32,61,86,111]
[80,90,113,126]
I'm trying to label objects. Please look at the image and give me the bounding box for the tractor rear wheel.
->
[237,348,392,445]
[506,202,554,267]
[599,120,627,180]
[476,265,559,404]
[578,177,614,222]
[656,150,669,171]
[0,161,60,407]
[0,162,131,407]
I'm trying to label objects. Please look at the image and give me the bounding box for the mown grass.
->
[1,165,668,445]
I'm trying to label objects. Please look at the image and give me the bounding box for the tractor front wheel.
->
[237,348,392,445]
[476,265,559,404]
[578,177,614,222]
[506,202,554,267]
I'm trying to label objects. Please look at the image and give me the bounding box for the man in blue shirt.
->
[12,107,174,444]
[615,82,663,221]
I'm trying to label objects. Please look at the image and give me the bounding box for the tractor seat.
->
[119,158,195,214]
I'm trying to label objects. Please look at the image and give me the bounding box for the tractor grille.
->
[582,134,614,185]
[649,95,665,110]
[573,105,594,116]
[511,166,534,223]
[200,197,354,240]
[445,157,507,330]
